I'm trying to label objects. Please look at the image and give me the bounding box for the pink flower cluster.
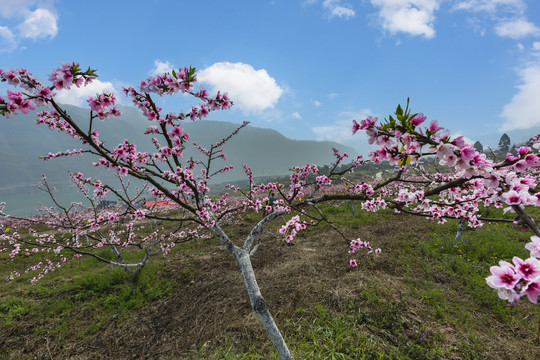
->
[352,108,540,226]
[139,66,195,95]
[349,238,381,267]
[1,63,98,119]
[87,93,121,119]
[0,68,51,115]
[350,105,540,304]
[48,62,95,90]
[124,67,231,124]
[42,148,85,161]
[486,236,540,304]
[279,215,307,243]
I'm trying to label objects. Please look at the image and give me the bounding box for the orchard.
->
[1,63,538,359]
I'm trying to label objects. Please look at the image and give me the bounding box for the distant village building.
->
[97,200,117,209]
[144,200,176,209]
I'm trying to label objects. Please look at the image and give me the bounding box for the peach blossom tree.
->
[1,64,538,359]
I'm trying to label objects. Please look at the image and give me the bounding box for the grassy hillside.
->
[1,205,538,359]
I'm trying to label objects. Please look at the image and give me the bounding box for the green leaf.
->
[404,97,410,115]
[186,66,197,82]
[396,104,403,116]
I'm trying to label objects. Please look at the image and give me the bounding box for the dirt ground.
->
[2,215,538,359]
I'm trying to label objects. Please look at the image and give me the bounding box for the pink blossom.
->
[436,143,454,158]
[486,260,520,290]
[483,174,499,189]
[352,120,360,134]
[454,158,470,172]
[359,116,377,130]
[410,113,426,126]
[506,153,519,162]
[513,160,528,172]
[349,259,358,267]
[515,146,531,156]
[427,120,442,132]
[502,190,521,205]
[525,236,540,257]
[496,288,520,303]
[2,70,19,84]
[522,279,540,304]
[35,86,54,99]
[460,146,476,161]
[440,154,457,167]
[110,107,121,117]
[524,153,539,166]
[170,126,183,137]
[512,256,540,281]
[19,100,35,114]
[452,135,466,148]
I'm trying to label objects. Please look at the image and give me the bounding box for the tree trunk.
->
[455,218,466,241]
[211,224,293,359]
[512,205,540,237]
[234,249,293,360]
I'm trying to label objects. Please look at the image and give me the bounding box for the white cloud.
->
[327,3,356,19]
[494,18,540,39]
[330,6,356,19]
[499,59,540,132]
[533,42,540,51]
[453,0,540,39]
[453,0,525,13]
[197,62,283,114]
[312,109,373,151]
[313,119,357,144]
[307,0,356,19]
[338,110,374,121]
[291,111,302,119]
[0,0,37,17]
[327,92,339,99]
[149,60,174,76]
[0,1,58,50]
[17,8,58,40]
[467,17,486,36]
[55,80,119,107]
[312,99,322,107]
[370,0,440,39]
[0,26,17,52]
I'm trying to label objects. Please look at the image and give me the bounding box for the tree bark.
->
[455,218,466,241]
[211,224,293,359]
[234,249,293,360]
[512,205,540,237]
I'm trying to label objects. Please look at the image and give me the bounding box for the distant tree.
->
[319,164,330,175]
[498,133,511,154]
[473,141,483,152]
[527,136,537,147]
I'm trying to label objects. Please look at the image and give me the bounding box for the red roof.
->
[145,200,175,208]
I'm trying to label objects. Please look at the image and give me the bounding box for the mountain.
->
[0,104,355,215]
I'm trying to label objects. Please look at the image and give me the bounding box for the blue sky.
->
[1,0,540,154]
